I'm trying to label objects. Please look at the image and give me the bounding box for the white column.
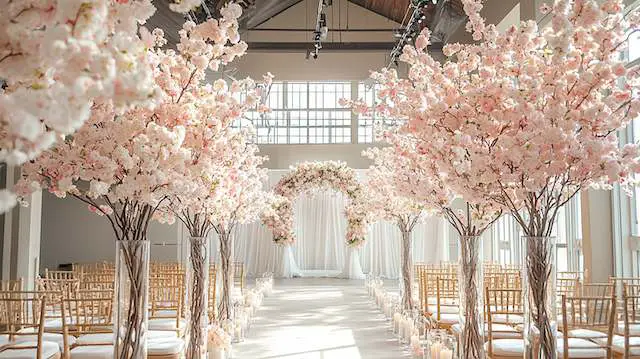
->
[582,190,616,283]
[15,191,42,290]
[1,165,43,289]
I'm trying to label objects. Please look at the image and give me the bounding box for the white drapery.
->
[225,170,449,279]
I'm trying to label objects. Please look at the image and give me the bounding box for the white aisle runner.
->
[233,278,411,359]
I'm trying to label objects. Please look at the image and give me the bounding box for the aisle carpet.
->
[233,278,411,359]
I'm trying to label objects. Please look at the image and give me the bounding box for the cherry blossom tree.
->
[362,145,427,310]
[14,3,256,357]
[143,4,270,357]
[208,143,270,322]
[0,0,166,211]
[15,100,190,358]
[370,131,501,358]
[355,0,640,356]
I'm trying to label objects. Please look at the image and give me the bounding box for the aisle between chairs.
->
[233,278,411,359]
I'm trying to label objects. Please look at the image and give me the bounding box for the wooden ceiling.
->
[348,0,412,24]
[147,0,470,48]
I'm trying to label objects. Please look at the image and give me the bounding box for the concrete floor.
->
[233,278,412,359]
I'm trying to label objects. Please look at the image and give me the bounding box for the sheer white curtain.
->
[226,170,449,279]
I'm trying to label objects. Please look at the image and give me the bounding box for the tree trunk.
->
[218,231,234,321]
[400,229,414,310]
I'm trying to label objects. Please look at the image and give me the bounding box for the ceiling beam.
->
[241,0,304,29]
[245,41,443,52]
[347,0,409,24]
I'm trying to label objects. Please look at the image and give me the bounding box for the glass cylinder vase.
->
[218,231,234,321]
[521,236,557,359]
[186,236,210,359]
[457,236,484,359]
[399,229,415,310]
[114,239,150,359]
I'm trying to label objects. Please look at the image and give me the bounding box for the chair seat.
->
[149,330,179,339]
[44,319,73,330]
[557,338,607,358]
[618,322,640,336]
[0,341,61,359]
[428,297,457,305]
[0,333,76,350]
[150,310,178,317]
[149,337,184,355]
[452,323,521,339]
[594,335,640,356]
[484,338,525,357]
[438,313,458,325]
[493,314,524,325]
[75,333,113,345]
[149,318,186,332]
[69,345,113,359]
[566,329,607,340]
[433,306,459,314]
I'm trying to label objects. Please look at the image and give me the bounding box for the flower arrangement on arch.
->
[263,161,371,247]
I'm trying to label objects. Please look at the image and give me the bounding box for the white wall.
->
[39,191,180,272]
[582,190,615,282]
[259,143,373,169]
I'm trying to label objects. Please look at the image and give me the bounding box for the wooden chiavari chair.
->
[233,262,245,294]
[44,270,75,281]
[78,281,114,291]
[0,291,61,359]
[0,279,23,291]
[611,278,640,293]
[149,282,185,337]
[558,277,581,303]
[208,264,218,322]
[434,276,459,329]
[611,284,640,358]
[79,273,114,283]
[421,268,455,317]
[582,283,615,297]
[61,290,113,358]
[560,289,616,358]
[36,278,79,301]
[485,288,525,358]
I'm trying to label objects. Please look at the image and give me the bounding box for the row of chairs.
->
[0,260,246,358]
[416,263,640,358]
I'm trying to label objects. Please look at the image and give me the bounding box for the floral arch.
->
[263,161,369,247]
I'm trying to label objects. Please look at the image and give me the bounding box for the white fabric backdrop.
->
[215,170,449,279]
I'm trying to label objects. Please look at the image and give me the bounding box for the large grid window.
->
[235,81,392,144]
[485,196,583,271]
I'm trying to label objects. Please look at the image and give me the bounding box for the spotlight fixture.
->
[312,0,331,59]
[388,0,437,68]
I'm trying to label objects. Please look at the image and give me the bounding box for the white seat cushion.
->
[595,335,640,356]
[0,333,75,351]
[618,322,640,336]
[557,338,607,358]
[149,330,179,339]
[0,341,60,359]
[428,297,457,305]
[148,338,184,355]
[149,318,186,332]
[567,329,607,340]
[493,314,524,325]
[75,333,113,345]
[486,324,522,339]
[438,313,458,325]
[150,310,178,317]
[436,306,459,314]
[69,345,113,359]
[484,339,525,356]
[451,323,521,339]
